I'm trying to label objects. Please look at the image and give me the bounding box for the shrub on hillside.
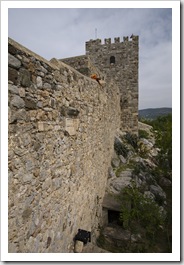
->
[138,129,149,139]
[118,182,165,240]
[139,114,172,174]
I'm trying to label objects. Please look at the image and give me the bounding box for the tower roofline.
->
[86,35,138,46]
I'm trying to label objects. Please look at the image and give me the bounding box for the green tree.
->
[153,114,172,171]
[140,114,172,174]
[118,183,165,240]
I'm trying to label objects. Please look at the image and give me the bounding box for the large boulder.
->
[99,225,144,252]
[150,185,166,202]
[108,167,116,179]
[8,53,21,69]
[109,170,132,193]
[103,226,131,247]
[111,157,120,168]
[144,191,155,201]
[119,155,127,164]
[159,177,172,187]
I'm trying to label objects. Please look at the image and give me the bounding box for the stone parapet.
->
[59,55,105,80]
[8,38,120,253]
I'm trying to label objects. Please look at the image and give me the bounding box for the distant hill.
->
[139,108,172,120]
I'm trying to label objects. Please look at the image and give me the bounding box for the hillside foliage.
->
[118,182,165,241]
[142,114,172,175]
[117,114,172,252]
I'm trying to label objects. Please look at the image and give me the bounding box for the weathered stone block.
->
[20,69,31,87]
[8,67,18,85]
[22,56,30,63]
[74,240,83,253]
[43,83,51,89]
[11,95,25,109]
[67,107,80,117]
[52,178,61,190]
[8,44,17,55]
[22,207,32,220]
[60,106,80,117]
[8,84,19,94]
[23,173,33,183]
[37,121,44,131]
[26,159,35,171]
[42,178,52,191]
[11,109,27,123]
[65,118,79,136]
[119,155,127,164]
[37,101,43,108]
[8,53,21,69]
[14,147,27,156]
[25,98,37,110]
[18,87,26,97]
[36,109,46,120]
[36,76,42,88]
[28,62,35,73]
[8,242,18,253]
[29,110,37,121]
[111,157,120,168]
[39,90,50,97]
[40,65,48,74]
[108,167,116,179]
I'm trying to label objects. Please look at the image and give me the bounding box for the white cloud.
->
[8,8,172,109]
[139,40,172,108]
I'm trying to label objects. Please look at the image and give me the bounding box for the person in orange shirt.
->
[91,74,102,86]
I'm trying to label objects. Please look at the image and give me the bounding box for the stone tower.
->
[86,35,139,134]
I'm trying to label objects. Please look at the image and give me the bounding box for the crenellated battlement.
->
[86,35,138,49]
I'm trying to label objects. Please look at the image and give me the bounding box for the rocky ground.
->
[96,122,172,253]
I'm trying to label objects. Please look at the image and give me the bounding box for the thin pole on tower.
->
[95,28,97,39]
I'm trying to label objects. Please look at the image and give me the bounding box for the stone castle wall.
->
[8,38,120,253]
[86,36,139,134]
[60,55,105,80]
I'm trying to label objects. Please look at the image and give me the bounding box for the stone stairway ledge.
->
[82,242,110,253]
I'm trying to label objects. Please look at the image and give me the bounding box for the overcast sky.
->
[8,8,172,110]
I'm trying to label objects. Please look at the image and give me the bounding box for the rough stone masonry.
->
[8,38,120,252]
[62,35,139,134]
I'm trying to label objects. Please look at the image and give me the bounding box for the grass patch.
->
[138,129,149,139]
[115,162,135,177]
